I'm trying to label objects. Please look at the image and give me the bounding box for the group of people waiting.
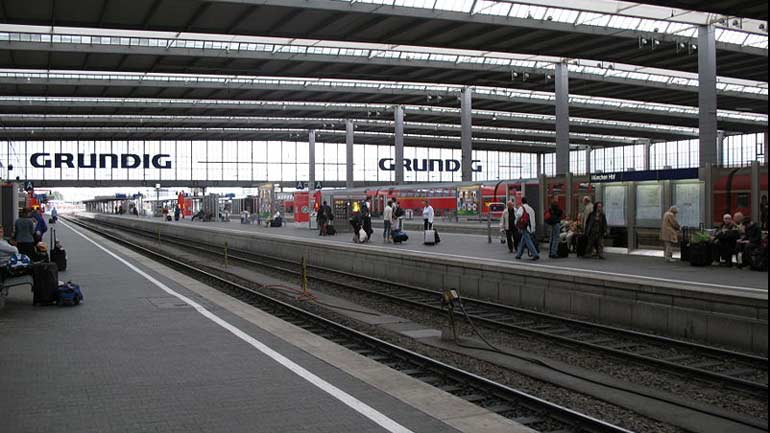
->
[0,207,54,268]
[500,196,609,260]
[662,206,765,268]
[381,199,434,243]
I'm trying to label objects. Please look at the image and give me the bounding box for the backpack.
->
[394,207,405,219]
[7,254,32,276]
[516,210,531,231]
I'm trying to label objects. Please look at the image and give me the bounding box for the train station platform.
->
[85,214,768,355]
[126,214,767,292]
[0,221,527,433]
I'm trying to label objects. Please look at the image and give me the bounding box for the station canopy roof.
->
[0,0,767,152]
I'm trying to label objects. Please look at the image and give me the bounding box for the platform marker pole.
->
[224,242,229,268]
[296,256,316,301]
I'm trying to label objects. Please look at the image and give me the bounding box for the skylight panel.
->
[742,33,767,48]
[472,1,511,17]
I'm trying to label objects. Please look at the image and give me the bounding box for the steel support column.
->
[586,147,592,175]
[308,129,316,190]
[394,105,405,184]
[698,25,718,168]
[461,87,473,182]
[640,139,651,171]
[346,120,354,189]
[716,130,725,167]
[751,161,760,223]
[555,62,570,176]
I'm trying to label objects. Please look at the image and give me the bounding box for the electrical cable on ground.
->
[443,288,767,430]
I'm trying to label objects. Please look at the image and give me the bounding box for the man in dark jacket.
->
[713,213,739,267]
[584,201,608,259]
[734,213,762,268]
[546,201,564,259]
[317,201,329,236]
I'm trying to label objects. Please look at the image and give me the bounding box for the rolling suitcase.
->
[49,228,67,272]
[424,229,436,246]
[326,225,336,236]
[557,241,570,258]
[32,262,59,306]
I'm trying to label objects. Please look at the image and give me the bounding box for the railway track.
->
[67,217,637,433]
[78,217,768,397]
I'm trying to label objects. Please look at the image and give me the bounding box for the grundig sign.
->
[30,153,173,169]
[379,158,482,173]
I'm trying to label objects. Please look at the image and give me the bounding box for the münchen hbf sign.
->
[378,158,482,173]
[30,153,173,169]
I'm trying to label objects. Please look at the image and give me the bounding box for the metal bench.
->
[1,274,34,304]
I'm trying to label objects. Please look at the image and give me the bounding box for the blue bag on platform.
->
[56,282,83,306]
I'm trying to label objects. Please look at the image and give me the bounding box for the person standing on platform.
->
[317,202,329,236]
[499,201,518,253]
[50,207,58,223]
[661,206,681,263]
[383,200,394,242]
[393,200,404,232]
[546,201,564,259]
[31,208,48,243]
[585,201,608,259]
[13,209,37,258]
[422,200,435,231]
[581,196,594,229]
[514,198,539,261]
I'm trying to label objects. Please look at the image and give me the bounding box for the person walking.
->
[545,201,564,259]
[422,200,435,231]
[514,198,539,261]
[584,201,608,259]
[383,200,394,242]
[13,208,37,258]
[499,201,518,253]
[661,206,681,262]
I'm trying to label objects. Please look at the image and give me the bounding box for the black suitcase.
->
[558,241,570,258]
[326,225,336,236]
[680,226,690,262]
[32,262,59,305]
[49,229,67,271]
[576,234,588,257]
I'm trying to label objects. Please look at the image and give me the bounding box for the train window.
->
[488,203,506,213]
[737,193,750,209]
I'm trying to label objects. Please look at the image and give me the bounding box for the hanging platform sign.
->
[590,168,698,183]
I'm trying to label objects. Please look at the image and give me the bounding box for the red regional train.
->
[325,180,540,219]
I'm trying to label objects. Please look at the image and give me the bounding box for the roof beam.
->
[1,71,763,125]
[205,0,768,55]
[0,113,639,145]
[0,96,701,137]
